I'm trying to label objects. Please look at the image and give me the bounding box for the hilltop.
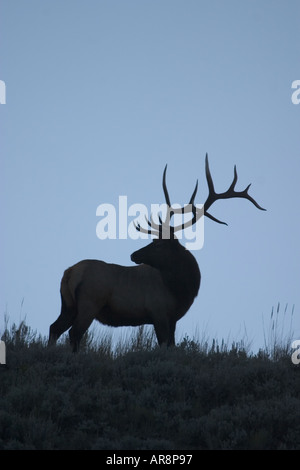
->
[0,322,299,450]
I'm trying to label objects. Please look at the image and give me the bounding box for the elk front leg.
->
[167,320,176,346]
[154,317,175,347]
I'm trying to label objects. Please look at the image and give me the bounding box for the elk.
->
[49,155,265,352]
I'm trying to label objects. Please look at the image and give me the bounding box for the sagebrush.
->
[0,321,299,450]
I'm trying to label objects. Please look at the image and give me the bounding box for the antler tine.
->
[133,219,160,237]
[239,183,266,211]
[228,164,238,191]
[189,179,198,205]
[204,211,228,225]
[161,163,201,234]
[205,153,215,195]
[163,162,199,212]
[162,164,171,207]
[170,179,198,215]
[204,153,266,225]
[147,213,161,231]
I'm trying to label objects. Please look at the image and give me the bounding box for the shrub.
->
[0,319,299,450]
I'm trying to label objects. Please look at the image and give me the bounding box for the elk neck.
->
[158,241,201,311]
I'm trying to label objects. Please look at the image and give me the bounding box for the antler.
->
[204,153,266,225]
[134,154,266,238]
[134,165,200,239]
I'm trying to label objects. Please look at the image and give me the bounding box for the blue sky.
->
[1,0,299,351]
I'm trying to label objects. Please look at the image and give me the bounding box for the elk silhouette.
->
[49,155,265,352]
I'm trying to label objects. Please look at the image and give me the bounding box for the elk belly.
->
[96,304,152,327]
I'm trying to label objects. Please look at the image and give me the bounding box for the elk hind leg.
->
[48,297,76,346]
[69,301,97,352]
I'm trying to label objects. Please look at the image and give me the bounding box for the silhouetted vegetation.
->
[0,320,299,450]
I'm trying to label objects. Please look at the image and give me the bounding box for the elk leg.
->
[48,298,76,345]
[153,318,170,347]
[69,302,96,352]
[167,320,176,346]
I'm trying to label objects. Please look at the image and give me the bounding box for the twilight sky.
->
[1,0,299,351]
